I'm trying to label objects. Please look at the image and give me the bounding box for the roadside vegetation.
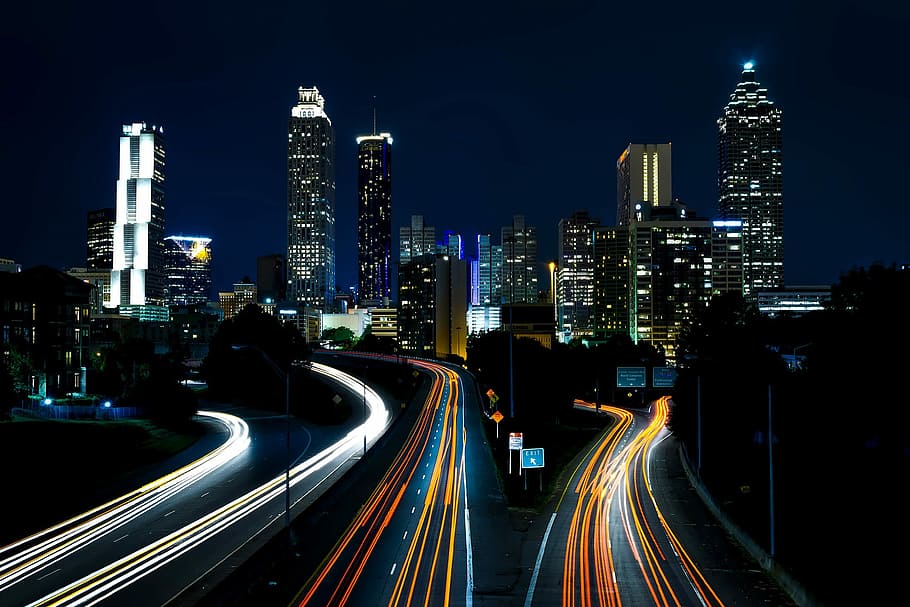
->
[0,416,204,546]
[670,262,909,607]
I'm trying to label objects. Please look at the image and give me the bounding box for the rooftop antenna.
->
[371,95,377,135]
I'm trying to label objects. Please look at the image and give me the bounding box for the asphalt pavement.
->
[464,402,809,607]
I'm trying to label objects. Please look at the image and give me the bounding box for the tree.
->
[202,304,306,402]
[0,353,17,419]
[321,326,354,348]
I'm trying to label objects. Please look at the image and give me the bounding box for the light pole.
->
[363,364,367,456]
[507,223,515,419]
[231,345,292,537]
[548,260,557,341]
[768,384,775,558]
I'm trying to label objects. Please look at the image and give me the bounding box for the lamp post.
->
[548,260,557,341]
[231,345,292,536]
[768,384,775,558]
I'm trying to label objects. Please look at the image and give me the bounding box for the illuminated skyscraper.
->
[288,86,335,312]
[400,215,436,264]
[591,226,631,341]
[632,203,713,363]
[109,122,166,315]
[557,210,600,343]
[501,215,538,304]
[163,236,213,306]
[717,62,784,297]
[356,109,392,306]
[616,143,672,227]
[472,234,502,306]
[86,207,115,269]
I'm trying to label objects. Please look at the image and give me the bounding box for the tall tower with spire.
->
[356,98,393,305]
[287,86,336,312]
[717,62,784,297]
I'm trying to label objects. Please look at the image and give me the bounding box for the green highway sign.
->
[616,367,647,388]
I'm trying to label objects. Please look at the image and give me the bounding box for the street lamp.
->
[231,344,292,538]
[548,260,557,340]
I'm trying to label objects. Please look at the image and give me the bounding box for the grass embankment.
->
[0,417,204,546]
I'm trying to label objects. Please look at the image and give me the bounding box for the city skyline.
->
[4,2,907,295]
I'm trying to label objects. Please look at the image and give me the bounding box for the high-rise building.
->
[710,219,744,296]
[163,236,213,306]
[397,254,467,358]
[439,231,463,259]
[616,143,672,227]
[501,215,538,304]
[591,226,631,341]
[356,108,393,306]
[288,86,336,312]
[632,203,713,363]
[400,215,436,264]
[86,207,115,269]
[717,62,784,298]
[109,122,167,316]
[471,234,502,307]
[557,210,600,343]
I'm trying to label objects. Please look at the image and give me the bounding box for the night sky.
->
[3,1,907,296]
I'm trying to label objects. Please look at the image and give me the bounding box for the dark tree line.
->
[669,263,910,606]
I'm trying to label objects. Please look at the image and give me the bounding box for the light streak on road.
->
[0,410,250,592]
[3,363,390,607]
[294,357,468,607]
[560,396,727,607]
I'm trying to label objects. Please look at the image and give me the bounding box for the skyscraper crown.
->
[725,61,777,109]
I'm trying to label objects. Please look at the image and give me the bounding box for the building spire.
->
[372,95,377,135]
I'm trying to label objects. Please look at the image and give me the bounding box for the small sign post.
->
[492,410,503,437]
[521,448,545,491]
[509,432,523,474]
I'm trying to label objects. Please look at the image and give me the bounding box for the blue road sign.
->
[653,367,678,388]
[521,448,545,469]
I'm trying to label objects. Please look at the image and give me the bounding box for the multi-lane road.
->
[2,354,798,607]
[0,361,390,607]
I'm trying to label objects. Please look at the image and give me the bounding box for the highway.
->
[0,362,389,607]
[519,397,724,605]
[292,356,471,607]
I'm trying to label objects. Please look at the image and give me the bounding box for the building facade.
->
[616,143,672,227]
[400,215,436,264]
[557,210,600,343]
[717,62,784,298]
[86,207,115,270]
[471,234,502,307]
[710,219,745,296]
[218,279,256,320]
[0,266,93,398]
[163,236,213,306]
[632,204,713,363]
[356,125,393,306]
[591,226,632,341]
[288,86,336,312]
[397,254,467,358]
[501,215,538,304]
[109,122,167,315]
